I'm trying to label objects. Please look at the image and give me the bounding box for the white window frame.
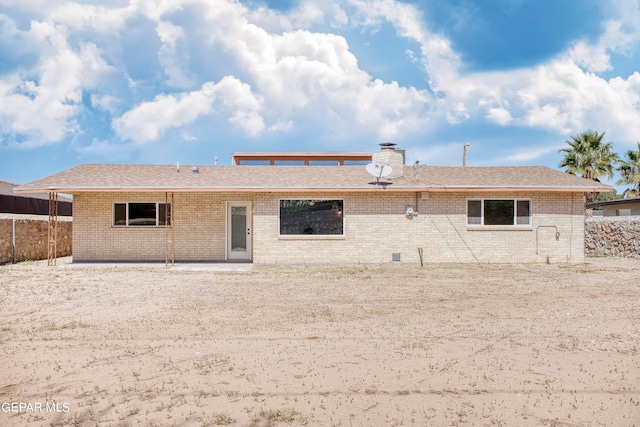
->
[278,198,345,237]
[113,202,171,227]
[467,198,532,226]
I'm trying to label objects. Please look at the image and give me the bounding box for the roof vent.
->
[192,166,199,174]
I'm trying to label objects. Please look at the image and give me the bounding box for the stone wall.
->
[585,217,640,258]
[0,216,72,264]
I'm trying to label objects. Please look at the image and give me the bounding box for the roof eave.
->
[13,184,613,193]
[425,185,613,193]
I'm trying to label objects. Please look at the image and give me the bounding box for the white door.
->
[227,202,252,261]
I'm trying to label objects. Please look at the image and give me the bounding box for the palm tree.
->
[616,142,640,198]
[559,131,619,203]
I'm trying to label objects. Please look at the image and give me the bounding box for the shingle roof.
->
[1,178,71,201]
[14,164,613,194]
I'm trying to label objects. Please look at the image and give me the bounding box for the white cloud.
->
[444,102,469,125]
[131,0,191,22]
[486,107,512,126]
[0,0,59,17]
[156,20,193,88]
[48,2,134,33]
[229,111,264,137]
[168,1,432,140]
[269,33,428,133]
[350,0,640,146]
[349,0,461,92]
[0,20,111,146]
[90,94,119,112]
[113,76,264,142]
[113,87,212,142]
[330,4,349,27]
[499,145,562,163]
[516,59,640,141]
[75,137,134,160]
[180,132,197,142]
[407,142,465,166]
[1,0,434,147]
[268,120,293,132]
[568,41,613,74]
[246,1,330,32]
[565,1,640,73]
[3,0,640,154]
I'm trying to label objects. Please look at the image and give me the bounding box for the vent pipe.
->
[463,142,470,167]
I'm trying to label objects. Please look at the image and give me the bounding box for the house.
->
[1,179,72,216]
[586,197,640,217]
[14,145,611,264]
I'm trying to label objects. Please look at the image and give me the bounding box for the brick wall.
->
[73,193,251,262]
[0,216,72,264]
[72,191,584,264]
[253,191,584,264]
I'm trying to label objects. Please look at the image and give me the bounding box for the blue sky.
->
[1,0,640,191]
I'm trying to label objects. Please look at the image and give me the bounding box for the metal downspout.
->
[12,218,16,264]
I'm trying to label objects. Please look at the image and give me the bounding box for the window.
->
[467,199,531,226]
[308,160,339,166]
[113,202,171,227]
[273,160,305,165]
[279,199,343,235]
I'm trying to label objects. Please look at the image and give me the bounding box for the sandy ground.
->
[1,258,639,427]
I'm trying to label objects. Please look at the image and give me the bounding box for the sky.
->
[1,0,640,191]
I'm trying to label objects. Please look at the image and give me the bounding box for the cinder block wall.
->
[0,217,72,264]
[72,191,584,263]
[253,191,585,264]
[72,192,252,262]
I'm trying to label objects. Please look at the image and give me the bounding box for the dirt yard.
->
[1,258,639,426]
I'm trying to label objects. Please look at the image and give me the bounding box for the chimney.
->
[372,142,404,179]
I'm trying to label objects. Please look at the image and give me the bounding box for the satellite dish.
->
[365,162,393,179]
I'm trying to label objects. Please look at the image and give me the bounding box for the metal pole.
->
[12,218,16,264]
[463,142,470,167]
[48,192,58,266]
[171,193,175,264]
